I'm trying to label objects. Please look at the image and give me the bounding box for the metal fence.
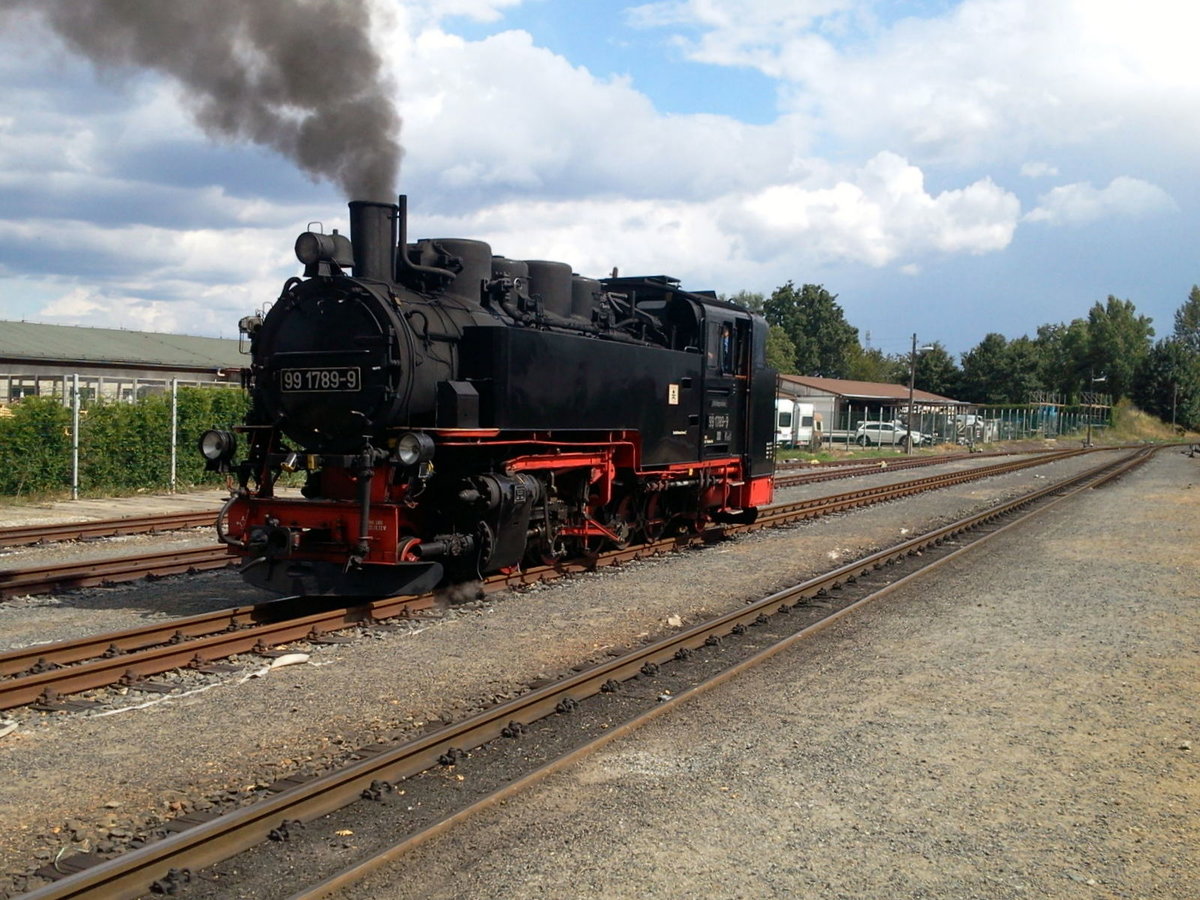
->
[0,374,242,500]
[1,372,235,406]
[820,402,1110,450]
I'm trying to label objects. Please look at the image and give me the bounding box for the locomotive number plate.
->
[280,367,362,392]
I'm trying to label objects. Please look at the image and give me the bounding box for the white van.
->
[776,398,820,449]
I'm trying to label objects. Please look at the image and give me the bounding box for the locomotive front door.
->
[700,310,749,459]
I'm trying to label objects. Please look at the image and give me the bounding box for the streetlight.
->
[906,334,934,455]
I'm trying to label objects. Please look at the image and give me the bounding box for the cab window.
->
[708,318,746,375]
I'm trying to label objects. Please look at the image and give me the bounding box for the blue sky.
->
[0,0,1194,359]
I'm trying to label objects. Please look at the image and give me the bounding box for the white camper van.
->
[775,397,820,449]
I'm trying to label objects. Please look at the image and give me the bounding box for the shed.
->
[0,320,243,404]
[777,374,968,443]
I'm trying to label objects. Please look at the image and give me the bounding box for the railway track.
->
[0,449,1076,601]
[758,448,1089,526]
[775,444,1040,469]
[0,446,1097,711]
[774,448,999,469]
[771,447,1060,488]
[0,592,438,712]
[18,445,1155,900]
[0,511,216,548]
[0,545,235,600]
[0,448,1018,551]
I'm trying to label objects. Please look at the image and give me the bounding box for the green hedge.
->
[0,387,248,498]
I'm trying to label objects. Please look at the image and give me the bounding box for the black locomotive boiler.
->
[201,196,776,596]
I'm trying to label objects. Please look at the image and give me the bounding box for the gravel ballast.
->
[0,448,1193,897]
[347,448,1199,899]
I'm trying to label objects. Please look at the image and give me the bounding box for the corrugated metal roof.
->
[0,320,243,369]
[779,374,965,405]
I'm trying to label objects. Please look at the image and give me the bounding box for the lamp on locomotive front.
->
[396,431,436,467]
[198,429,238,472]
[294,229,355,276]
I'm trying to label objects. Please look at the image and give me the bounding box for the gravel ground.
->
[0,488,226,529]
[348,447,1199,900]
[0,447,1181,896]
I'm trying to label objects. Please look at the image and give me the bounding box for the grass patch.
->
[1109,400,1198,442]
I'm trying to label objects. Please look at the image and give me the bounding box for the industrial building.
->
[777,374,968,443]
[0,321,242,405]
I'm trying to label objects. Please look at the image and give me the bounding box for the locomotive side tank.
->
[203,196,776,597]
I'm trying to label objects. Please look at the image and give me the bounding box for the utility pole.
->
[1085,371,1107,447]
[907,333,916,456]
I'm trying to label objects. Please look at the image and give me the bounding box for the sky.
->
[0,0,1195,360]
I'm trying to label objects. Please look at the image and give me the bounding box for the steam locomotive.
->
[200,197,776,597]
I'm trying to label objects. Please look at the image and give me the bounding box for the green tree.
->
[0,386,248,498]
[1133,338,1200,430]
[763,282,859,377]
[959,333,1013,404]
[1005,336,1045,403]
[765,325,798,374]
[1035,320,1090,399]
[845,346,904,383]
[912,342,961,398]
[1132,286,1200,430]
[1174,285,1200,353]
[725,290,765,315]
[1085,296,1154,400]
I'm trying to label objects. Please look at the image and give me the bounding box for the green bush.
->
[0,396,72,496]
[0,386,248,499]
[175,386,251,485]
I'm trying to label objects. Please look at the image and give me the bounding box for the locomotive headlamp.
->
[198,429,237,471]
[396,431,435,466]
[294,230,355,268]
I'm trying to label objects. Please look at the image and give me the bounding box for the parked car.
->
[854,420,928,448]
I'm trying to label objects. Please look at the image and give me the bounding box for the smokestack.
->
[3,0,402,200]
[349,201,398,282]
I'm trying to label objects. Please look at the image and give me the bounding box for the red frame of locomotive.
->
[223,426,774,571]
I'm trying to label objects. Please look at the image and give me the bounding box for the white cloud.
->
[372,15,1021,280]
[36,284,246,335]
[408,151,1019,291]
[628,0,859,77]
[39,286,106,319]
[632,0,1200,167]
[1024,176,1176,226]
[630,0,846,29]
[387,25,807,204]
[733,152,1018,265]
[0,3,1035,335]
[385,0,526,24]
[1020,161,1058,178]
[35,284,241,336]
[2,214,302,332]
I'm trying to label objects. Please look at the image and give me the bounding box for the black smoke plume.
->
[3,0,400,200]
